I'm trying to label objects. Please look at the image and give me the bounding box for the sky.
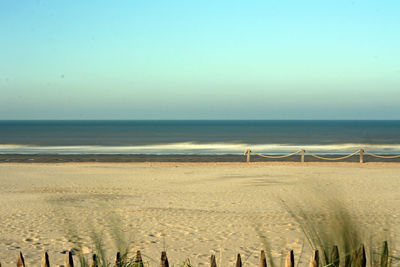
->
[0,0,399,120]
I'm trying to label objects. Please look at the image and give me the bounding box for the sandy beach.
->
[0,162,399,266]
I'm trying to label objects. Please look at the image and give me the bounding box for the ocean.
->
[0,120,400,156]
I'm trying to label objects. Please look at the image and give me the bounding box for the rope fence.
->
[305,150,360,161]
[364,151,400,159]
[251,150,303,159]
[244,148,400,163]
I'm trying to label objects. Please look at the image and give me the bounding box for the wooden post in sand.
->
[310,250,319,267]
[259,250,267,267]
[210,254,217,267]
[161,251,169,267]
[285,250,294,267]
[65,251,74,267]
[381,241,389,267]
[356,244,366,267]
[301,149,305,163]
[91,254,98,267]
[17,252,25,267]
[245,149,251,163]
[41,252,50,267]
[236,254,242,267]
[136,251,144,267]
[359,149,364,163]
[331,246,340,267]
[114,252,121,267]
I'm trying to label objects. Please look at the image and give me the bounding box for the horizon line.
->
[1,119,400,122]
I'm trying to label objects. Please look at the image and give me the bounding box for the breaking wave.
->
[1,142,400,155]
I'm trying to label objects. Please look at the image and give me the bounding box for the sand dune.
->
[0,162,399,266]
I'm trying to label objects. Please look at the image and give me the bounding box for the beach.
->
[0,162,399,266]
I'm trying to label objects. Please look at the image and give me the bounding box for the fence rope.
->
[305,150,360,161]
[251,150,302,159]
[250,149,400,161]
[364,151,400,159]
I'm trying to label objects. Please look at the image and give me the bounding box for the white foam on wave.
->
[0,144,27,149]
[1,142,400,155]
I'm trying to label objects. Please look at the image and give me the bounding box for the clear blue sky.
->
[1,0,399,119]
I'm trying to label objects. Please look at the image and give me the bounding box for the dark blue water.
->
[0,120,399,154]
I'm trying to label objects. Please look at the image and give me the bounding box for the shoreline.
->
[2,162,400,169]
[1,154,400,163]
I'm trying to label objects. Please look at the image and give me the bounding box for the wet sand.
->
[1,154,400,163]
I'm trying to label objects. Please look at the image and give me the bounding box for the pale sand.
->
[0,163,399,266]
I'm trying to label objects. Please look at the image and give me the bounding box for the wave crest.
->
[1,142,400,155]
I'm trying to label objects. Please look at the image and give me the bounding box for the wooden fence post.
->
[136,251,144,267]
[4,247,379,267]
[91,254,98,267]
[161,251,169,267]
[285,250,294,267]
[210,254,217,267]
[301,149,305,163]
[41,252,50,267]
[381,241,389,267]
[331,245,340,267]
[17,251,25,267]
[310,250,319,267]
[114,252,121,267]
[360,149,364,163]
[356,244,366,267]
[344,252,351,267]
[259,250,267,267]
[65,251,74,267]
[236,254,242,267]
[245,149,251,163]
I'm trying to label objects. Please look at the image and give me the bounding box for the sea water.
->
[0,120,399,155]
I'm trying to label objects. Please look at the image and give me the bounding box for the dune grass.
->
[254,193,397,267]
